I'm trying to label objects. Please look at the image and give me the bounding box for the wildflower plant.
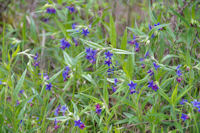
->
[1,0,200,133]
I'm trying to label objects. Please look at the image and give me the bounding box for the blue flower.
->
[46,83,52,91]
[82,29,89,36]
[67,6,75,13]
[19,90,24,94]
[148,80,154,88]
[181,113,189,121]
[72,23,76,29]
[114,78,118,86]
[95,104,102,115]
[147,69,154,76]
[0,81,2,85]
[85,48,97,64]
[61,105,67,115]
[112,86,117,92]
[176,65,181,70]
[54,105,61,116]
[130,89,136,94]
[176,69,182,77]
[180,99,188,105]
[144,51,149,58]
[16,100,20,106]
[104,51,113,59]
[74,120,85,129]
[46,8,56,14]
[60,38,71,50]
[34,53,39,60]
[104,59,112,67]
[107,68,114,75]
[153,62,160,70]
[72,38,78,46]
[152,84,159,91]
[62,66,70,81]
[191,99,200,108]
[27,98,33,103]
[128,81,137,90]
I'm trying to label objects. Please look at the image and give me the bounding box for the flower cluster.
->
[46,8,56,14]
[60,38,71,50]
[62,66,70,81]
[85,48,97,64]
[176,65,182,83]
[128,35,139,52]
[33,53,40,67]
[128,81,137,94]
[149,22,161,38]
[95,104,102,115]
[104,51,113,67]
[74,120,85,129]
[148,80,159,91]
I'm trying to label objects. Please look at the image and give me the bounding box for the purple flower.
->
[114,78,118,86]
[16,100,20,106]
[149,24,152,30]
[152,84,159,91]
[54,105,61,116]
[85,48,97,64]
[104,51,113,59]
[104,59,112,67]
[141,64,145,69]
[20,120,22,124]
[72,38,78,46]
[181,113,189,121]
[176,77,182,83]
[148,80,154,88]
[130,89,136,94]
[61,105,67,115]
[128,81,137,90]
[95,104,102,115]
[67,6,75,13]
[46,8,56,14]
[107,68,114,75]
[0,81,2,85]
[191,99,200,108]
[74,120,85,129]
[147,69,154,76]
[33,61,40,67]
[82,29,89,36]
[176,69,182,77]
[62,66,70,81]
[112,86,117,92]
[39,73,49,80]
[72,23,76,29]
[180,99,188,105]
[46,83,52,91]
[27,98,33,103]
[176,65,181,70]
[54,119,59,129]
[153,62,160,70]
[148,80,159,91]
[145,51,149,58]
[19,90,24,94]
[34,53,39,60]
[60,38,71,50]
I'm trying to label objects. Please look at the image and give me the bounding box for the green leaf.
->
[158,87,171,104]
[49,69,64,82]
[121,28,127,60]
[171,84,178,105]
[80,93,102,103]
[63,51,73,67]
[109,15,117,48]
[80,38,104,49]
[170,8,190,26]
[14,69,27,99]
